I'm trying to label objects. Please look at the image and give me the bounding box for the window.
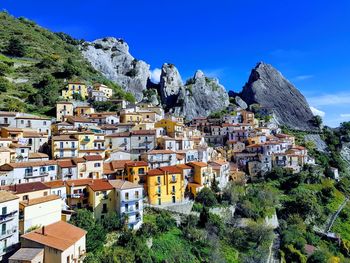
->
[0,180,5,186]
[138,168,145,175]
[94,163,101,168]
[43,191,48,196]
[23,195,28,201]
[2,223,6,235]
[67,256,70,263]
[135,191,139,199]
[157,176,161,184]
[125,192,129,200]
[2,207,7,215]
[48,166,55,171]
[136,202,139,210]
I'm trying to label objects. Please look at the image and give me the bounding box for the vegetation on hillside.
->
[0,11,134,116]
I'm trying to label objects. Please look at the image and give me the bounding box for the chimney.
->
[42,226,45,235]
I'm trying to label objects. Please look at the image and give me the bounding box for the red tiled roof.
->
[160,166,182,174]
[125,161,148,167]
[187,161,207,168]
[22,221,86,251]
[88,179,114,192]
[1,182,50,194]
[83,155,103,161]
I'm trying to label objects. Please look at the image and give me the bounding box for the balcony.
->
[0,229,16,240]
[24,172,33,178]
[156,181,161,185]
[0,211,17,222]
[67,193,88,199]
[81,138,91,144]
[170,179,177,184]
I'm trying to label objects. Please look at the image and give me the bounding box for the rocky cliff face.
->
[159,64,230,120]
[241,62,316,130]
[82,37,150,101]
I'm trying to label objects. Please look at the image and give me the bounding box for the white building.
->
[110,180,143,230]
[15,116,52,136]
[141,150,176,169]
[0,160,58,186]
[0,191,19,261]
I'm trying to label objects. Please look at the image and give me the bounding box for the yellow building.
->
[120,112,143,124]
[62,82,88,100]
[74,106,95,116]
[93,83,113,98]
[147,166,184,205]
[125,161,148,184]
[187,162,213,196]
[56,101,74,122]
[155,118,183,137]
[87,179,115,220]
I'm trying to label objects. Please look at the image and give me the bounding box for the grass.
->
[332,203,350,240]
[151,228,198,263]
[0,11,134,115]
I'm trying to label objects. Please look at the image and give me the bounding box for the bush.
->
[0,62,12,76]
[5,37,26,57]
[0,77,11,92]
[195,188,218,207]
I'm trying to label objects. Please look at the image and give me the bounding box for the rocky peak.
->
[159,63,183,107]
[82,38,150,101]
[240,62,316,130]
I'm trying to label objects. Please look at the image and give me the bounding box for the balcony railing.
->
[0,229,16,240]
[0,211,17,222]
[67,193,88,199]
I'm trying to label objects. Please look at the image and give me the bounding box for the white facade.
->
[15,117,52,136]
[0,162,58,186]
[0,194,19,261]
[115,186,143,230]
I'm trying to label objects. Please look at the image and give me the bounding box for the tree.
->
[311,115,323,129]
[5,37,26,57]
[211,178,220,194]
[195,187,218,207]
[70,209,106,252]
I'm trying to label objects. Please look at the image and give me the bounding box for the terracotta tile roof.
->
[83,155,103,161]
[66,179,93,187]
[57,159,76,168]
[177,164,192,169]
[147,169,164,176]
[1,182,50,194]
[88,179,114,192]
[28,153,49,159]
[15,116,51,120]
[0,111,17,116]
[148,150,175,155]
[52,135,78,141]
[0,160,57,170]
[109,179,142,190]
[0,190,19,203]
[44,181,65,189]
[67,116,93,123]
[22,221,86,251]
[209,159,229,166]
[125,161,148,167]
[20,195,60,207]
[188,161,207,168]
[187,182,202,188]
[160,166,182,174]
[105,132,131,138]
[131,130,156,136]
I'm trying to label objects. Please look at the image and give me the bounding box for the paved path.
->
[326,196,349,233]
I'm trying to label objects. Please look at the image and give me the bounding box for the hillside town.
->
[0,80,323,262]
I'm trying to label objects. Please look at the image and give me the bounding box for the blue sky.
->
[2,0,350,127]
